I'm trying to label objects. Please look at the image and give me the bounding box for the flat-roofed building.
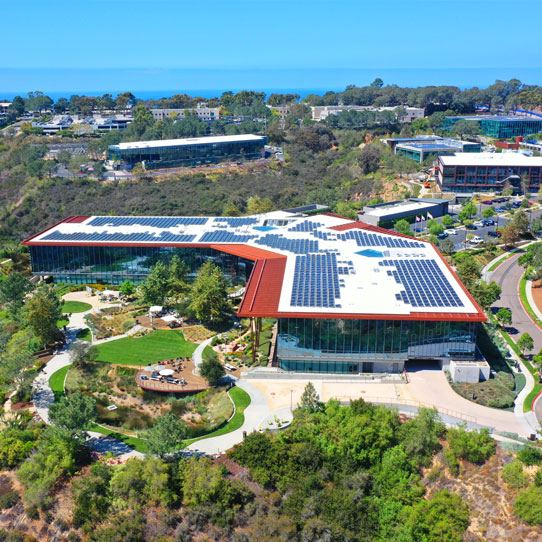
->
[382,135,481,162]
[312,105,424,123]
[437,152,542,193]
[444,115,542,138]
[23,211,485,374]
[150,102,220,122]
[108,134,268,169]
[360,198,450,228]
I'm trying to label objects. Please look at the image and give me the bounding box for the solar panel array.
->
[288,221,322,232]
[340,230,423,249]
[88,217,208,227]
[379,259,464,308]
[255,234,319,254]
[198,231,255,243]
[290,253,341,308]
[312,230,331,240]
[213,217,258,227]
[41,231,196,243]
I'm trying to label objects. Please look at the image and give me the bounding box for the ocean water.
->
[1,67,541,100]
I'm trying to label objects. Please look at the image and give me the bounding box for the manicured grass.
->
[49,365,70,401]
[488,251,517,272]
[183,386,251,446]
[57,318,69,328]
[519,268,542,329]
[91,329,197,365]
[90,423,149,453]
[76,328,92,342]
[62,300,92,313]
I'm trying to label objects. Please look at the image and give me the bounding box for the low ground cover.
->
[76,328,92,341]
[90,329,197,365]
[85,304,144,339]
[61,300,92,313]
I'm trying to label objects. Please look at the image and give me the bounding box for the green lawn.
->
[183,386,251,445]
[90,424,149,453]
[76,328,92,342]
[62,300,92,313]
[57,318,69,328]
[49,365,70,401]
[91,329,197,365]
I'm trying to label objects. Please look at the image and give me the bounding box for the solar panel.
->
[288,221,322,232]
[41,231,196,243]
[383,258,464,308]
[339,230,423,248]
[87,217,208,227]
[255,234,319,254]
[290,253,341,308]
[199,231,255,243]
[213,217,258,227]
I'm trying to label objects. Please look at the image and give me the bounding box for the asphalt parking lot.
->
[408,196,542,250]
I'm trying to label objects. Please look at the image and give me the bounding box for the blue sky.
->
[1,0,542,93]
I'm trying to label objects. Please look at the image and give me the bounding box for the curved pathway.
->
[31,297,144,459]
[192,337,213,375]
[186,380,271,455]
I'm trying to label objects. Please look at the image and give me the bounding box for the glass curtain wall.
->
[277,317,477,373]
[29,245,254,286]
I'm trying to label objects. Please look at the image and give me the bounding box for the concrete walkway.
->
[192,337,213,375]
[185,379,271,455]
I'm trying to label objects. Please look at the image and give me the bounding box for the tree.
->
[456,257,481,290]
[223,201,241,216]
[500,221,521,247]
[501,460,529,490]
[482,207,495,218]
[188,261,230,323]
[246,196,274,215]
[513,210,530,234]
[358,145,381,174]
[439,237,455,255]
[517,332,534,355]
[300,382,320,412]
[458,202,477,222]
[146,412,187,457]
[119,279,136,297]
[139,261,171,305]
[496,308,512,326]
[22,285,62,347]
[470,280,501,310]
[400,408,445,467]
[70,341,92,368]
[56,150,71,167]
[0,272,32,317]
[395,219,411,235]
[427,219,444,236]
[130,104,154,137]
[441,214,454,227]
[199,351,225,385]
[409,489,469,542]
[502,180,514,196]
[370,78,384,88]
[169,254,190,300]
[451,119,481,138]
[447,426,495,464]
[49,391,96,438]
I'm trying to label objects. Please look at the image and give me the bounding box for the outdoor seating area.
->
[135,357,209,394]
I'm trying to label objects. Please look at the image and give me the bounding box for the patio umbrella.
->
[159,369,175,376]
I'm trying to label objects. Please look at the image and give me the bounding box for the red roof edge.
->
[21,216,90,245]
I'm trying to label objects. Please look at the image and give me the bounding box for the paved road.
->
[490,252,542,354]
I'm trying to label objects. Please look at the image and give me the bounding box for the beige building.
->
[150,102,220,122]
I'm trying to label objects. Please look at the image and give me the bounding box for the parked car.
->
[495,207,508,213]
[473,221,484,227]
[444,229,458,235]
[466,224,478,230]
[481,200,493,205]
[468,236,484,244]
[438,232,448,239]
[511,201,522,208]
[487,230,502,238]
[482,219,495,226]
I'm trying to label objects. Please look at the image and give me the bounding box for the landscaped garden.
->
[84,303,146,339]
[90,329,197,365]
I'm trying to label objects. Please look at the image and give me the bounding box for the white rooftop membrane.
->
[28,213,480,317]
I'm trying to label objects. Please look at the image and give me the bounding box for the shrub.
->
[517,445,542,466]
[121,318,136,332]
[514,486,542,524]
[0,490,20,510]
[501,460,529,490]
[447,426,495,464]
[535,468,542,487]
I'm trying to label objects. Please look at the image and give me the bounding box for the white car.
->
[473,221,484,227]
[468,236,484,244]
[444,229,457,235]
